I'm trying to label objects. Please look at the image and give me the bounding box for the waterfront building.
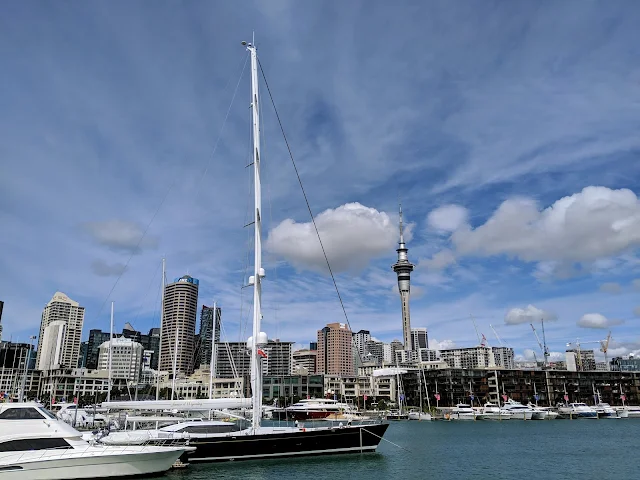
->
[39,367,110,402]
[0,369,41,400]
[159,275,199,375]
[316,322,353,375]
[382,343,392,363]
[214,339,293,379]
[97,337,143,381]
[611,355,640,372]
[85,329,113,370]
[262,375,324,402]
[35,292,85,370]
[439,346,514,370]
[323,374,396,402]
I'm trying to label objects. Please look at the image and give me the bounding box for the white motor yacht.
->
[594,403,617,418]
[481,403,512,420]
[557,403,598,418]
[501,399,534,420]
[527,404,558,420]
[448,404,481,421]
[407,409,432,421]
[0,403,190,479]
[613,405,640,418]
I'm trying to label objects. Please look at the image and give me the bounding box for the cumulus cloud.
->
[429,338,456,351]
[504,304,557,325]
[599,282,622,294]
[82,220,158,254]
[265,203,408,272]
[438,187,640,269]
[634,306,640,317]
[91,259,128,277]
[427,204,468,233]
[421,249,456,270]
[577,313,624,329]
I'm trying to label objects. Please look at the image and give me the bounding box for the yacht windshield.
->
[40,408,57,419]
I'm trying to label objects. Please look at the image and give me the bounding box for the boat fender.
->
[301,428,306,432]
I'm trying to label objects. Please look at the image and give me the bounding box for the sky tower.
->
[392,205,415,351]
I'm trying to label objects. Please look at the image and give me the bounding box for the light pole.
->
[18,336,37,402]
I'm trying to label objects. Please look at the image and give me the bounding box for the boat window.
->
[180,424,240,434]
[0,438,73,452]
[0,408,45,420]
[40,409,58,420]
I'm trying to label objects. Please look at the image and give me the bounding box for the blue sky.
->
[1,1,640,361]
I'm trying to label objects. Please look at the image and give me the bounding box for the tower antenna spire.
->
[399,203,405,244]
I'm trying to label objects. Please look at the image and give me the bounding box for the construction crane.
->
[489,324,505,346]
[600,331,612,371]
[471,315,486,347]
[530,323,548,368]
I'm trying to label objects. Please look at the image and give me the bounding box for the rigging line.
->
[257,75,280,341]
[91,54,249,327]
[126,258,162,330]
[258,58,361,362]
[192,52,249,200]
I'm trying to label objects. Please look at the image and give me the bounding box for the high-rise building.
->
[35,292,85,370]
[159,275,199,376]
[411,328,428,350]
[0,341,36,369]
[37,320,66,370]
[392,206,415,350]
[565,349,596,371]
[316,322,353,375]
[390,339,403,364]
[352,330,371,358]
[197,305,221,368]
[364,340,384,365]
[86,329,112,370]
[97,337,143,381]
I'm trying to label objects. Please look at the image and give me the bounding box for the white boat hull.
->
[506,411,533,420]
[407,412,432,421]
[481,412,512,421]
[0,446,185,480]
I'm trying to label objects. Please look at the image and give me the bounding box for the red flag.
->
[435,393,440,401]
[501,394,508,402]
[563,394,569,401]
[52,397,55,404]
[621,394,626,401]
[257,349,267,358]
[73,397,78,404]
[307,394,310,400]
[364,395,368,401]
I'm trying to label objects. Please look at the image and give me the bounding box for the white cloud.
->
[504,304,557,325]
[599,282,622,294]
[577,313,624,329]
[429,338,456,351]
[449,186,640,266]
[634,306,640,317]
[82,220,158,254]
[427,204,469,233]
[265,203,407,272]
[421,249,456,271]
[548,352,565,362]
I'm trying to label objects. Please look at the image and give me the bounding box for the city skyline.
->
[1,2,640,363]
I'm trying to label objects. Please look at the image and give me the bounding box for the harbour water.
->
[154,420,639,479]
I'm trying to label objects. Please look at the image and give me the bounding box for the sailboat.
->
[97,38,388,462]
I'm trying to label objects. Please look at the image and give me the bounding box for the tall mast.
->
[156,257,165,400]
[245,38,265,430]
[107,301,114,402]
[208,301,217,400]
